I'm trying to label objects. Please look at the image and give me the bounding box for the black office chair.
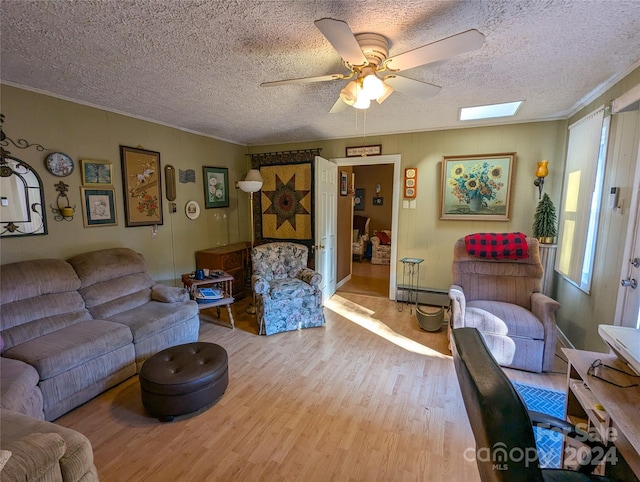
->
[451,327,618,482]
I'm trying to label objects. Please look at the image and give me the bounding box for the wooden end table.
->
[181,272,235,329]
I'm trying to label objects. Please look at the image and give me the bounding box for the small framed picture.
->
[354,188,365,211]
[203,166,229,208]
[340,171,348,196]
[373,196,383,206]
[81,159,113,186]
[81,187,117,227]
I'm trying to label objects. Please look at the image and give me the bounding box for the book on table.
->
[195,287,223,303]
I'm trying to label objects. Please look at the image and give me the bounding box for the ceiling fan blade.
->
[329,97,348,114]
[260,73,346,87]
[384,75,442,99]
[314,18,368,66]
[386,29,485,71]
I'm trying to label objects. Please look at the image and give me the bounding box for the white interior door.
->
[616,169,640,329]
[314,155,337,302]
[615,107,640,329]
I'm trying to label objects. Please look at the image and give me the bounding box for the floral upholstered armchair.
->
[251,242,326,336]
[371,230,392,265]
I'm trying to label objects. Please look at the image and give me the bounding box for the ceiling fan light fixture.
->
[353,94,371,109]
[339,80,358,105]
[361,69,385,100]
[376,81,394,104]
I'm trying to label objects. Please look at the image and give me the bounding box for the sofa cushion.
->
[2,320,133,380]
[1,431,65,481]
[1,408,97,482]
[68,248,160,320]
[0,259,92,350]
[268,278,315,300]
[0,357,44,419]
[106,301,199,343]
[466,300,545,340]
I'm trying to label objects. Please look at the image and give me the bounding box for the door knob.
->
[632,257,640,268]
[621,278,637,289]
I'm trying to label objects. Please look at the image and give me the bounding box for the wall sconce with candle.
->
[533,160,549,199]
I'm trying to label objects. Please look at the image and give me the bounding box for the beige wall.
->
[0,85,250,284]
[353,164,393,234]
[554,67,640,351]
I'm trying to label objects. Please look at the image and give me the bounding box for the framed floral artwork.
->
[203,166,229,208]
[440,152,516,221]
[120,146,163,227]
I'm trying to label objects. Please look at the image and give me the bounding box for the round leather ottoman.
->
[139,342,228,422]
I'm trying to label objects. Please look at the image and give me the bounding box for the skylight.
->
[459,101,523,121]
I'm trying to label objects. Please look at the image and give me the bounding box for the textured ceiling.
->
[1,0,639,146]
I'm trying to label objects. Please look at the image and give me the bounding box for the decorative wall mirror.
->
[0,114,48,237]
[0,150,48,237]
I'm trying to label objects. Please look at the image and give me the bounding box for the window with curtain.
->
[556,106,610,293]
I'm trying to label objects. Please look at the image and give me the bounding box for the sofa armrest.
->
[371,236,380,248]
[530,292,560,371]
[296,268,322,288]
[448,284,467,329]
[151,284,190,303]
[530,292,560,336]
[2,432,66,481]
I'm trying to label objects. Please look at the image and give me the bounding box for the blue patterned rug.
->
[513,381,566,468]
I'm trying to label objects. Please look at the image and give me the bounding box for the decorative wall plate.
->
[45,152,74,177]
[185,200,200,220]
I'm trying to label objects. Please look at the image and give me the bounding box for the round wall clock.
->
[45,152,74,177]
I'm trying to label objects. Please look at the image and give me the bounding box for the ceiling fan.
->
[261,18,485,112]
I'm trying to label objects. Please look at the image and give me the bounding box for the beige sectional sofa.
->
[0,247,200,480]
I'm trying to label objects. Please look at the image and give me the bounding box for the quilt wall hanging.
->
[249,149,321,249]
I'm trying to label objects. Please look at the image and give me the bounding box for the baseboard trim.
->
[556,325,574,349]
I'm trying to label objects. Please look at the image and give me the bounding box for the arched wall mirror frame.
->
[0,114,48,237]
[0,150,48,237]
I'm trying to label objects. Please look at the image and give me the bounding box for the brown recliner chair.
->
[448,235,560,372]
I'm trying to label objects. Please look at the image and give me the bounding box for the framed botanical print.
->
[440,152,516,221]
[120,145,163,227]
[202,166,229,208]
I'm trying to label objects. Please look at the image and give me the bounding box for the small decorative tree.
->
[532,193,557,243]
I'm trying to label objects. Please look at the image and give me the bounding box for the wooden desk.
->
[181,272,235,329]
[563,348,640,480]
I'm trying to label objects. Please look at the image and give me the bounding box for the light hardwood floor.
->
[56,290,567,481]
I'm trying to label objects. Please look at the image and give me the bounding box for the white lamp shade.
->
[376,81,394,104]
[238,180,262,193]
[362,72,384,100]
[238,169,263,193]
[353,94,371,110]
[339,80,358,106]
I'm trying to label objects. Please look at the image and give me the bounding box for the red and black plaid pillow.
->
[464,232,529,259]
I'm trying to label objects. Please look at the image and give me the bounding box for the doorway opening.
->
[332,154,401,299]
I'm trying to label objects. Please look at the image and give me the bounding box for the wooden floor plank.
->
[54,278,567,481]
